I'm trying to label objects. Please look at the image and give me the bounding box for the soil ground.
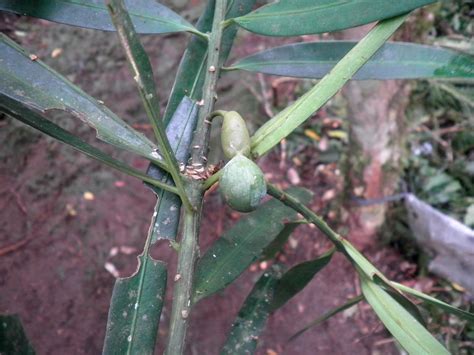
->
[0,11,417,355]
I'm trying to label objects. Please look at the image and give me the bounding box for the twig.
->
[257,73,275,118]
[0,237,32,256]
[9,187,27,214]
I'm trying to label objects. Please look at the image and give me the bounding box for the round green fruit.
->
[220,155,266,212]
[220,111,251,159]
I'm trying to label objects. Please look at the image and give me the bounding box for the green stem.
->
[202,169,223,190]
[190,1,227,165]
[165,207,200,355]
[107,0,192,212]
[267,183,344,248]
[165,1,228,354]
[188,28,210,42]
[250,14,408,157]
[267,184,385,277]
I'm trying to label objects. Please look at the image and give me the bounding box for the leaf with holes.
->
[103,255,167,354]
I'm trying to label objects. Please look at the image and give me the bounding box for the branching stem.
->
[267,183,344,248]
[165,1,227,354]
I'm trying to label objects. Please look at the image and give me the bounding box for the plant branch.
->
[267,184,395,280]
[250,14,408,157]
[107,0,192,211]
[190,0,227,165]
[267,183,344,248]
[165,1,228,354]
[165,208,200,355]
[203,169,223,190]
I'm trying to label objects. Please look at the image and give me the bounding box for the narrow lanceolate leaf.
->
[360,274,449,354]
[222,250,334,354]
[251,15,407,157]
[270,248,335,311]
[103,99,197,354]
[0,34,167,170]
[231,0,436,37]
[290,295,364,341]
[192,187,312,303]
[107,0,191,211]
[340,239,425,325]
[0,95,178,194]
[0,315,35,355]
[163,0,257,124]
[103,254,167,355]
[0,0,197,35]
[145,97,199,243]
[260,223,299,260]
[221,267,281,355]
[107,0,164,141]
[228,42,474,80]
[391,282,474,323]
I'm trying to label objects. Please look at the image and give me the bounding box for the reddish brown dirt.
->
[0,13,413,355]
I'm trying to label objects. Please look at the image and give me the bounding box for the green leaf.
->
[221,267,282,355]
[260,223,299,260]
[192,187,312,303]
[228,41,474,80]
[222,249,334,354]
[270,247,335,311]
[360,274,449,354]
[289,294,364,341]
[231,0,436,37]
[340,239,426,325]
[0,0,196,35]
[250,15,407,157]
[373,275,426,326]
[107,0,191,211]
[103,254,167,354]
[0,95,178,194]
[0,34,167,169]
[103,99,198,354]
[391,282,474,324]
[107,0,164,140]
[146,97,199,243]
[0,315,35,355]
[163,0,257,124]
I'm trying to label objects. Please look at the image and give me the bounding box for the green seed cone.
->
[220,111,251,159]
[220,155,266,212]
